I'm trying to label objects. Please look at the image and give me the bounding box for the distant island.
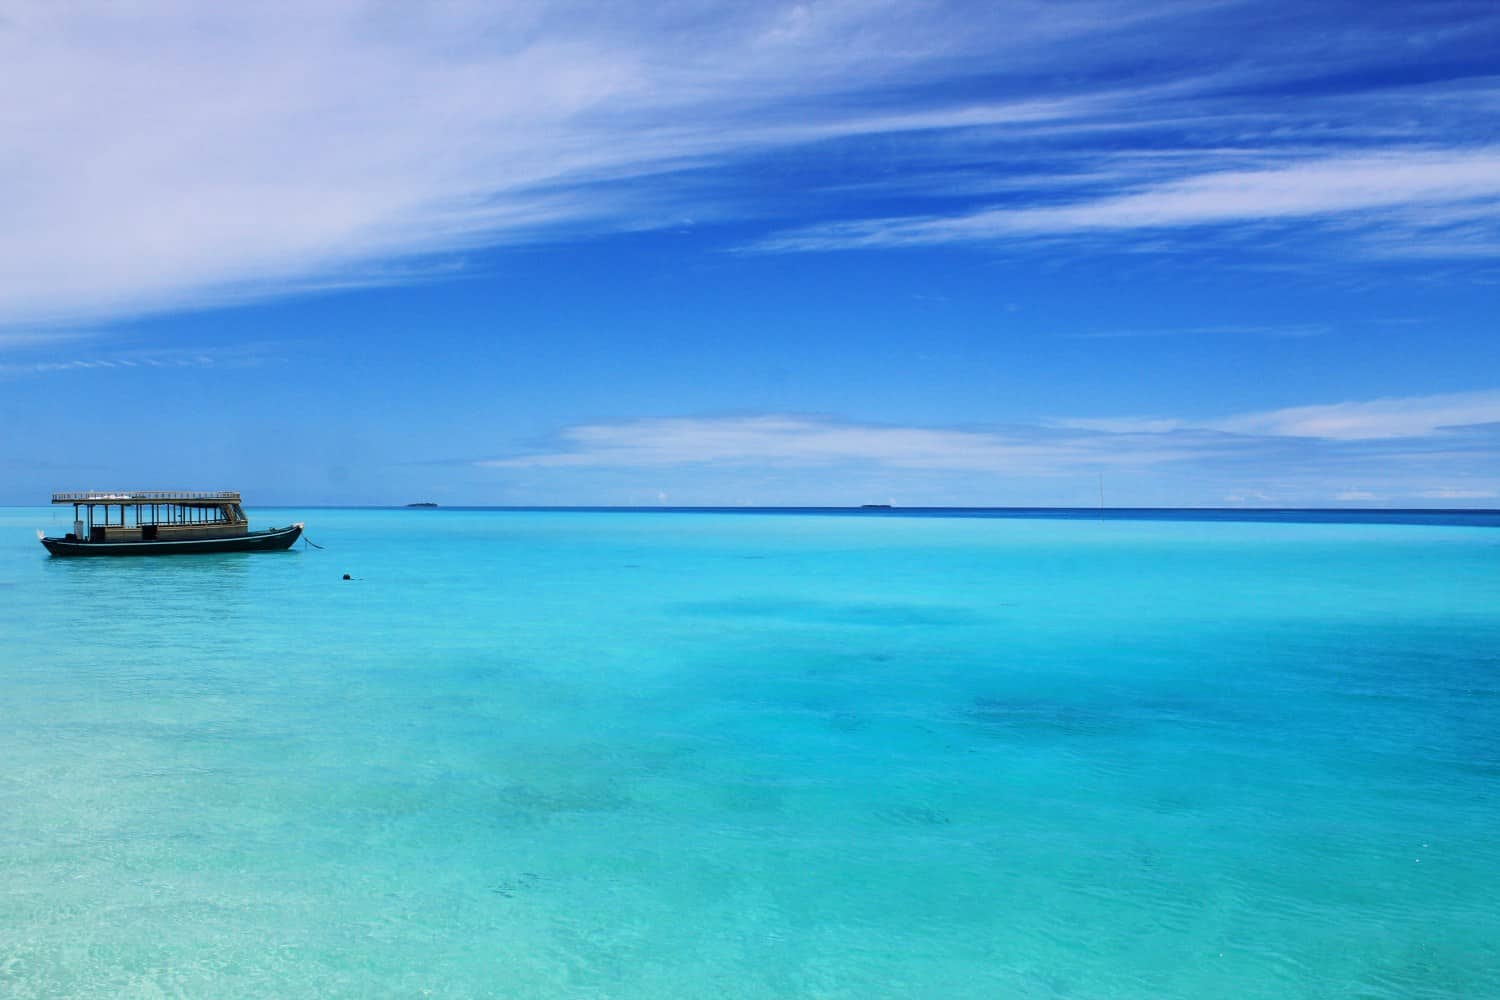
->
[404,502,439,508]
[859,504,894,509]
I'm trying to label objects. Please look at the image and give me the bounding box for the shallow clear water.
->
[3,507,1498,998]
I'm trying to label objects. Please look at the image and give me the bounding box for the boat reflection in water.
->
[39,491,302,557]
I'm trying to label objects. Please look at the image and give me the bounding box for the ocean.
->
[3,506,1498,998]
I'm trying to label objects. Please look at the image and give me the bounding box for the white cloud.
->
[1211,389,1500,440]
[756,148,1500,251]
[476,395,1500,505]
[1051,416,1185,434]
[1417,488,1497,500]
[0,1,1143,330]
[1056,389,1500,442]
[0,329,98,351]
[7,3,1499,334]
[0,342,278,378]
[481,414,1209,475]
[1065,323,1330,340]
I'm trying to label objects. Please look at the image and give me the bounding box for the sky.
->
[2,0,1499,507]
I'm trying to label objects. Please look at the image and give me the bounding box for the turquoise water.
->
[3,507,1498,998]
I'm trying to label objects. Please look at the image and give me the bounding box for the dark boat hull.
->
[41,523,303,557]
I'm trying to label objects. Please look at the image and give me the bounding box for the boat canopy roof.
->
[52,490,242,505]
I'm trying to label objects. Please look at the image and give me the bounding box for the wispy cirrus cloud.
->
[1057,389,1500,443]
[5,1,1500,334]
[0,343,281,379]
[1209,389,1500,440]
[0,1,1149,331]
[1064,323,1330,340]
[754,147,1500,253]
[477,391,1500,505]
[1418,488,1497,500]
[481,414,1218,476]
[0,329,99,351]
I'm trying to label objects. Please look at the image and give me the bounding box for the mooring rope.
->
[303,535,326,550]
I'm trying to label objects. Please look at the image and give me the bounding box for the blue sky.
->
[3,0,1499,506]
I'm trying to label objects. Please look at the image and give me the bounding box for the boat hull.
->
[41,523,303,557]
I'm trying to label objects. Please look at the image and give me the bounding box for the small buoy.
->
[342,573,352,580]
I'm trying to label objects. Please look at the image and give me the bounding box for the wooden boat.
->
[40,491,303,557]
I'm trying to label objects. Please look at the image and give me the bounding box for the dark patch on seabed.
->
[876,804,952,827]
[676,596,986,627]
[493,781,633,818]
[966,697,1134,739]
[828,711,870,732]
[489,872,546,898]
[963,691,1230,741]
[964,679,1257,739]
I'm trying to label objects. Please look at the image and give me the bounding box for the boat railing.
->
[52,490,242,504]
